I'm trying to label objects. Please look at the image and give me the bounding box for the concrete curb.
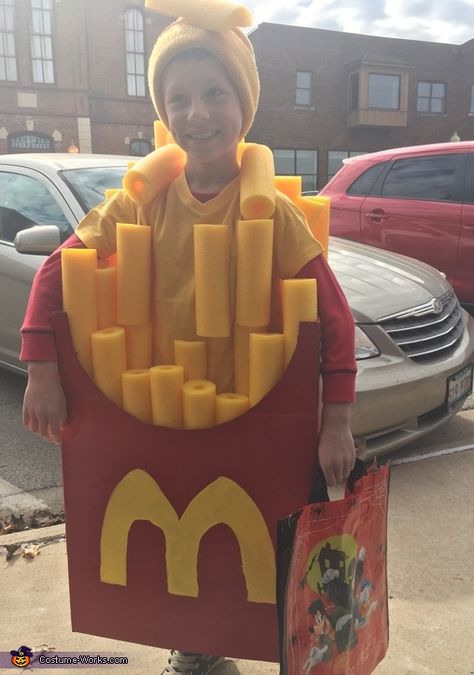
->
[0,522,65,546]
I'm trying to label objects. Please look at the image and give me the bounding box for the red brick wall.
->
[249,24,474,187]
[1,3,473,175]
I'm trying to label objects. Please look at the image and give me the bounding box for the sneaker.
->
[161,650,225,675]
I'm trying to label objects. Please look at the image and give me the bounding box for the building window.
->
[125,8,145,97]
[296,70,312,106]
[30,0,54,83]
[328,150,365,182]
[130,138,151,156]
[0,0,17,81]
[368,73,400,109]
[273,149,318,192]
[470,85,474,114]
[349,73,359,111]
[417,81,446,114]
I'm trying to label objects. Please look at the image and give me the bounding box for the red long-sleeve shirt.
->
[21,233,356,403]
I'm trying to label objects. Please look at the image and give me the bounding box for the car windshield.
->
[59,165,127,213]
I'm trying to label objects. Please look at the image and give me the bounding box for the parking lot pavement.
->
[1,441,473,674]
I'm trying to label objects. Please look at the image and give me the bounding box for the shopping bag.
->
[277,459,390,675]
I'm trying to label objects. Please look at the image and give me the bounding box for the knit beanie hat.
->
[148,19,260,139]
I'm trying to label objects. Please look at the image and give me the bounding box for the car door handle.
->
[463,225,474,232]
[366,208,387,223]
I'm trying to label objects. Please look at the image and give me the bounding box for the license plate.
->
[447,365,473,410]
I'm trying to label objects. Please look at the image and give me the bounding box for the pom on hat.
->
[147,5,260,139]
[145,0,253,32]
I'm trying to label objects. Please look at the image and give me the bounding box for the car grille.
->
[380,291,464,363]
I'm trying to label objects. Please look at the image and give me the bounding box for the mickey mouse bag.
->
[277,459,390,675]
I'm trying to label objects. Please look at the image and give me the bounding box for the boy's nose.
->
[187,97,210,121]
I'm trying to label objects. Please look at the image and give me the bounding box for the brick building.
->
[248,23,474,188]
[0,0,168,156]
[1,1,474,187]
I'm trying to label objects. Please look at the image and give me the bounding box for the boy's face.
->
[162,53,243,167]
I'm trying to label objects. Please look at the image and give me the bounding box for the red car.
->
[320,141,474,313]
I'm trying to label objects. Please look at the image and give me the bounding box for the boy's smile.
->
[162,52,243,187]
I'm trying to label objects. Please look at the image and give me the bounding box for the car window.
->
[0,171,71,243]
[347,162,388,196]
[60,166,126,212]
[380,154,457,201]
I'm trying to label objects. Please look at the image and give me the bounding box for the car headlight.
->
[355,326,380,360]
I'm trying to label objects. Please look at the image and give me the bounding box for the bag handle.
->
[307,457,367,504]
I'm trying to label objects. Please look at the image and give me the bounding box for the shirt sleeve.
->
[75,190,139,256]
[273,192,323,279]
[20,233,86,362]
[296,256,357,404]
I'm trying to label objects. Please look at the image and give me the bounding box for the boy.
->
[21,9,357,675]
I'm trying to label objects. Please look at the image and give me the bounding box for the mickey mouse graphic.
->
[10,646,33,668]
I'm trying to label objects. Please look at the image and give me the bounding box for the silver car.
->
[0,154,473,458]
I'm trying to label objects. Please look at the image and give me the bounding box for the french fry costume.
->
[20,0,356,662]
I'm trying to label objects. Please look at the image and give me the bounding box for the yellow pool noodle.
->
[235,219,274,327]
[145,0,252,31]
[125,323,153,369]
[150,365,184,429]
[122,369,152,424]
[248,333,284,407]
[182,380,217,430]
[311,195,330,257]
[116,222,151,325]
[95,265,117,330]
[282,279,318,367]
[240,144,275,220]
[174,340,208,381]
[91,327,127,407]
[274,176,302,203]
[104,188,121,200]
[216,393,250,424]
[236,140,254,165]
[194,224,231,338]
[61,248,98,377]
[123,144,187,205]
[233,324,267,396]
[154,120,169,149]
[296,196,330,258]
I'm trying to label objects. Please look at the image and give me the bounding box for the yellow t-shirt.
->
[76,171,322,392]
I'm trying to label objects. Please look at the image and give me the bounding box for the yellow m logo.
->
[100,470,276,604]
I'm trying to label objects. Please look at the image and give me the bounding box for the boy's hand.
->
[318,402,356,486]
[23,361,67,444]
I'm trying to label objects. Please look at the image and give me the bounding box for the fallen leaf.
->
[22,544,41,559]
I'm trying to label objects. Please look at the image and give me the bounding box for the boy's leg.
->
[161,650,225,674]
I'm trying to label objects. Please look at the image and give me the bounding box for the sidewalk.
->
[1,447,474,674]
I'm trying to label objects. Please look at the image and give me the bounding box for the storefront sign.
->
[8,132,54,152]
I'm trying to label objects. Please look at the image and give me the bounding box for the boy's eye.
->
[169,94,185,105]
[207,87,224,97]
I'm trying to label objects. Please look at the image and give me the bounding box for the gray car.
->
[1,153,473,458]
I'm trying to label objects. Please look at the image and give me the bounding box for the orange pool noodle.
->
[182,380,217,429]
[61,248,98,377]
[145,0,252,31]
[240,144,275,220]
[122,369,153,424]
[123,144,187,205]
[116,223,151,325]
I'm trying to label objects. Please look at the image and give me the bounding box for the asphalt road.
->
[1,367,473,530]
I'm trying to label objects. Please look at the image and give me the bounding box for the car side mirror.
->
[14,225,62,255]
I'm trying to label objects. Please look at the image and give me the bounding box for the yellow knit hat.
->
[148,19,260,139]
